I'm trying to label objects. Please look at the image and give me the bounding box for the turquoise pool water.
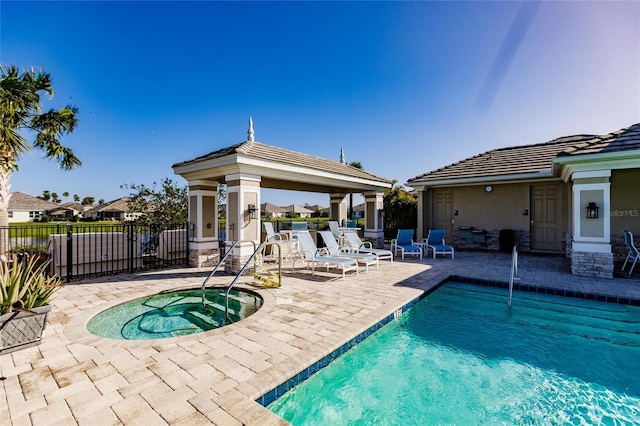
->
[268,282,640,424]
[87,288,262,340]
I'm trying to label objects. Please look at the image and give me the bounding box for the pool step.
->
[186,309,226,328]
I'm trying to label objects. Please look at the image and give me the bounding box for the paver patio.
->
[1,251,639,425]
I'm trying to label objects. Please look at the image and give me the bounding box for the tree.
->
[62,191,69,202]
[81,196,94,206]
[98,199,105,205]
[38,190,51,201]
[383,180,417,239]
[0,65,80,257]
[121,178,187,227]
[51,192,60,204]
[73,194,80,203]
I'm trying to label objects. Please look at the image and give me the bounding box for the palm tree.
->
[0,65,81,257]
[73,194,80,203]
[51,192,61,204]
[63,191,69,202]
[81,196,94,206]
[38,190,51,201]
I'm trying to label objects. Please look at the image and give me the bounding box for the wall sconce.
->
[586,202,599,219]
[247,204,258,220]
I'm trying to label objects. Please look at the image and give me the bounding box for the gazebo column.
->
[363,191,385,248]
[330,193,348,225]
[187,180,219,267]
[225,173,261,274]
[570,170,612,278]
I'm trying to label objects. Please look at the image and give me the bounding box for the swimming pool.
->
[87,287,262,340]
[268,282,640,424]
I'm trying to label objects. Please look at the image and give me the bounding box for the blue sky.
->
[2,1,639,207]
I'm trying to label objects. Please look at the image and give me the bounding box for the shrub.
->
[0,257,63,314]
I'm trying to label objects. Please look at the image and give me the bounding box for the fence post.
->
[66,225,73,282]
[127,222,135,273]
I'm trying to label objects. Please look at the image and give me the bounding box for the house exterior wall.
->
[423,181,569,253]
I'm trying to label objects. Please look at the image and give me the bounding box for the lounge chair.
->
[622,230,639,275]
[263,222,287,242]
[328,221,342,240]
[263,222,298,261]
[424,229,455,260]
[292,231,358,280]
[318,231,378,273]
[342,232,393,263]
[390,229,422,260]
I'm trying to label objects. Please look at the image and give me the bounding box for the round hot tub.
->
[87,288,262,340]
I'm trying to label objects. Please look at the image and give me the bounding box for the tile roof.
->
[173,140,391,184]
[85,197,131,213]
[408,123,640,184]
[8,192,60,210]
[261,202,287,213]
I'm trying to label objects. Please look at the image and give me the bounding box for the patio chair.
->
[622,230,639,275]
[291,221,308,232]
[424,229,455,260]
[342,232,393,263]
[328,221,342,240]
[292,231,358,280]
[263,222,287,242]
[390,229,422,260]
[318,231,378,273]
[263,222,299,262]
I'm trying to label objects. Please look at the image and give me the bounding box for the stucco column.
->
[363,191,385,247]
[330,193,348,225]
[187,180,219,267]
[225,173,261,274]
[570,170,612,278]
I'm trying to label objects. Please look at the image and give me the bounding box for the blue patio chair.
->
[390,229,422,260]
[424,229,454,260]
[622,230,639,275]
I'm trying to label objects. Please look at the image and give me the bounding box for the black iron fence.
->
[1,223,189,281]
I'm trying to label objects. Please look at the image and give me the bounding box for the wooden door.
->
[531,185,561,252]
[433,190,454,238]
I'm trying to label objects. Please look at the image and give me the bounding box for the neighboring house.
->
[261,203,287,218]
[407,123,640,279]
[283,204,314,218]
[7,192,59,222]
[352,203,365,219]
[306,204,329,216]
[49,202,88,221]
[84,197,141,221]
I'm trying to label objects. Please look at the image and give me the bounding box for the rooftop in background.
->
[408,122,640,185]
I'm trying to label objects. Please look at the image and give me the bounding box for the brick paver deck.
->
[2,251,639,425]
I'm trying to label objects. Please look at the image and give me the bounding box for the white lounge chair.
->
[390,229,422,260]
[292,231,358,280]
[622,230,639,275]
[318,231,378,273]
[424,229,455,260]
[328,221,341,240]
[342,232,393,263]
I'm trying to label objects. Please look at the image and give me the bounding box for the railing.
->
[200,240,239,307]
[508,244,519,307]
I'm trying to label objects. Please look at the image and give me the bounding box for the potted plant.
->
[0,257,63,354]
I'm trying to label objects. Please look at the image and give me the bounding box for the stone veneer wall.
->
[189,249,219,268]
[452,229,531,252]
[570,251,613,279]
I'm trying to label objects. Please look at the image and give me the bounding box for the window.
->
[8,211,13,218]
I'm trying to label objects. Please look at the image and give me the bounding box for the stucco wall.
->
[424,181,569,253]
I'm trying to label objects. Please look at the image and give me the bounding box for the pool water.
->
[87,288,262,340]
[268,282,640,425]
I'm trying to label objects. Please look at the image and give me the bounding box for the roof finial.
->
[247,116,255,142]
[340,147,346,164]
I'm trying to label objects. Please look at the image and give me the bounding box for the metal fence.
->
[1,223,189,281]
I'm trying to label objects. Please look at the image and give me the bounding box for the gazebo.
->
[172,119,392,269]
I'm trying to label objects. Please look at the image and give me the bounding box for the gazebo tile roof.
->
[174,140,391,184]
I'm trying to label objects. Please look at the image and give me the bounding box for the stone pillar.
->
[363,191,385,248]
[330,193,348,225]
[187,180,219,267]
[416,190,426,241]
[570,171,613,278]
[225,173,261,274]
